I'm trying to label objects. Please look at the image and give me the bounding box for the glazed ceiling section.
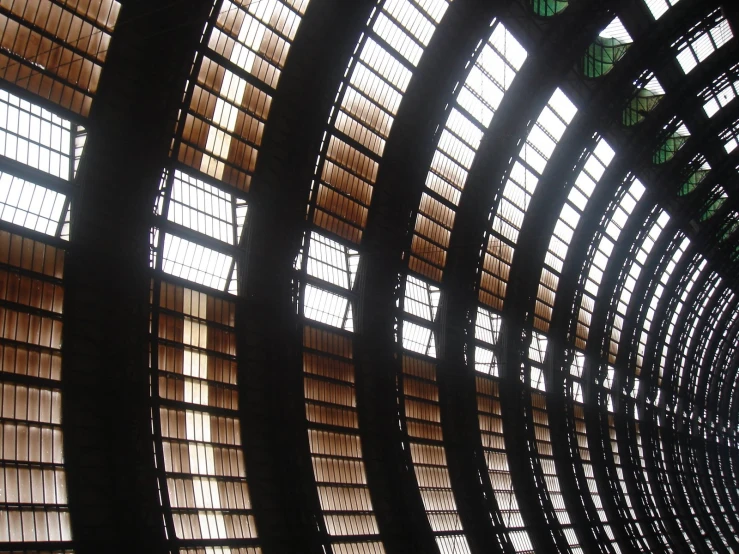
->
[147,1,311,552]
[395,26,530,547]
[297,2,453,551]
[399,272,473,552]
[152,0,310,294]
[409,21,526,283]
[0,0,738,551]
[574,177,645,350]
[0,2,121,549]
[0,0,120,117]
[0,88,83,239]
[474,307,536,553]
[307,0,450,246]
[607,211,669,366]
[0,231,69,545]
[480,88,577,311]
[535,137,615,333]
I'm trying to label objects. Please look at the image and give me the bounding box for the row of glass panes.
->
[177,0,308,191]
[607,210,669,365]
[569,352,584,402]
[0,0,120,116]
[715,309,739,418]
[153,0,311,293]
[606,416,652,550]
[530,392,583,553]
[303,326,385,552]
[475,374,536,553]
[658,259,705,390]
[634,236,690,378]
[409,22,526,282]
[572,405,621,553]
[689,289,734,400]
[154,282,259,547]
[310,0,449,245]
[300,169,381,550]
[527,343,583,552]
[701,305,739,411]
[654,419,696,550]
[701,62,739,118]
[534,137,615,333]
[0,89,81,239]
[684,432,729,549]
[721,121,739,154]
[480,88,577,311]
[528,332,547,391]
[401,275,440,357]
[575,178,645,350]
[675,274,721,396]
[633,423,673,547]
[401,355,472,554]
[300,231,358,331]
[668,422,708,547]
[643,0,679,21]
[0,230,71,544]
[474,307,536,552]
[714,442,737,517]
[675,11,733,75]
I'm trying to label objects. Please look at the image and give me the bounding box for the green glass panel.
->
[678,169,710,196]
[700,196,726,221]
[583,38,630,78]
[720,219,739,242]
[653,134,688,164]
[623,89,663,126]
[532,0,568,16]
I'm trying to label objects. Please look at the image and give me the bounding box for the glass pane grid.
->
[536,138,614,330]
[402,354,471,552]
[154,282,259,547]
[303,326,385,551]
[482,88,576,310]
[607,211,669,365]
[0,0,121,115]
[675,13,733,75]
[309,0,450,245]
[412,23,526,281]
[0,230,71,545]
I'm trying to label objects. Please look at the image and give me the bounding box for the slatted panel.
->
[153,281,259,550]
[402,354,471,554]
[572,405,621,552]
[303,325,384,553]
[0,0,120,116]
[535,138,614,333]
[0,229,71,546]
[530,392,582,553]
[480,88,577,311]
[475,373,534,553]
[409,22,526,282]
[307,0,451,245]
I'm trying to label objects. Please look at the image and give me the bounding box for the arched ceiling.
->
[0,0,737,553]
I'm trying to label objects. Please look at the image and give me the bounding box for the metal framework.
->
[0,0,737,553]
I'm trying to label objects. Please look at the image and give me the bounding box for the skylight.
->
[411,22,527,282]
[675,14,733,74]
[481,88,577,310]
